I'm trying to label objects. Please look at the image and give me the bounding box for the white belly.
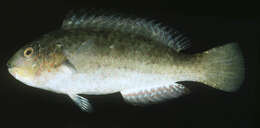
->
[43,66,177,95]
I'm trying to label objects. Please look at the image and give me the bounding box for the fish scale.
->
[7,11,244,112]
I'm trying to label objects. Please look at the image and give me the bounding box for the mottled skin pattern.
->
[8,39,65,76]
[30,29,203,83]
[7,12,245,111]
[8,26,244,94]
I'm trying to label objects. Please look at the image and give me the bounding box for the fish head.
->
[7,40,67,87]
[7,43,39,85]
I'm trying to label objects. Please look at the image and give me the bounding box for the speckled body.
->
[29,29,202,94]
[7,12,244,111]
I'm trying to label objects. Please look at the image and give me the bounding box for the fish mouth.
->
[8,68,18,80]
[7,61,11,68]
[8,68,14,76]
[6,55,15,69]
[8,67,21,79]
[7,67,33,86]
[8,68,19,81]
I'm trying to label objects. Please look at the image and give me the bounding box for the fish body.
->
[7,11,244,111]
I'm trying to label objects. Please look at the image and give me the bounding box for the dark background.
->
[0,1,258,128]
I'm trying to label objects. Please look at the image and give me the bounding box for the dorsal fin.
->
[61,10,190,52]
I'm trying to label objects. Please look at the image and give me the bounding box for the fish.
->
[7,11,245,112]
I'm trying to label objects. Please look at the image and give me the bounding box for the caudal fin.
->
[200,43,245,92]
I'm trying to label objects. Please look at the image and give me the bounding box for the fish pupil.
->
[26,50,32,55]
[24,47,34,57]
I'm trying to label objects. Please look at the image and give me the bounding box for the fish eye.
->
[24,47,34,58]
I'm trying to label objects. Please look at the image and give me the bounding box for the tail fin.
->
[200,43,244,92]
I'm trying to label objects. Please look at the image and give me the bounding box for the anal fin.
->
[120,83,190,106]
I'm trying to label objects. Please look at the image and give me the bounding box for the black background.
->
[0,1,258,128]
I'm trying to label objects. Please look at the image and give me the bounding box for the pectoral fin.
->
[68,93,93,112]
[120,83,190,106]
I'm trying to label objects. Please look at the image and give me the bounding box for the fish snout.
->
[6,54,17,69]
[7,59,13,68]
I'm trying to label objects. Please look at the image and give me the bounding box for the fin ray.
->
[198,43,245,92]
[62,10,190,52]
[120,83,190,106]
[68,93,93,112]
